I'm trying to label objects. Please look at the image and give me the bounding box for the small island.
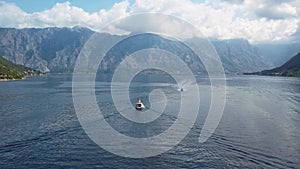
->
[0,56,44,81]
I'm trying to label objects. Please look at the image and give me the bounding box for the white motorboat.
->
[136,99,145,110]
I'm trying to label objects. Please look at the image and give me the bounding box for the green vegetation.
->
[0,56,43,80]
[245,52,300,77]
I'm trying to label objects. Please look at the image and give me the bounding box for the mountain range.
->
[0,27,296,74]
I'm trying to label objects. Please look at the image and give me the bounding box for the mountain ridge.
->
[211,39,273,73]
[0,27,274,73]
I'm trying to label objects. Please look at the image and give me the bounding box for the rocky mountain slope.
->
[211,39,272,73]
[0,27,273,73]
[0,27,93,72]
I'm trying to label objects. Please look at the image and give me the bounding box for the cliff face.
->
[211,39,273,73]
[0,27,273,73]
[0,27,93,72]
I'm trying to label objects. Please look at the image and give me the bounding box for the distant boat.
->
[180,88,184,91]
[136,99,145,110]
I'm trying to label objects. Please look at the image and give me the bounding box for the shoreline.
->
[0,77,25,82]
[0,74,45,82]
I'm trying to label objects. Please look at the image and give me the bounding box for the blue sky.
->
[0,0,299,43]
[3,0,125,13]
[3,0,205,13]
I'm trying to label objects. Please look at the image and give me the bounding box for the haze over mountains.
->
[0,27,298,73]
[255,43,300,67]
[246,52,300,77]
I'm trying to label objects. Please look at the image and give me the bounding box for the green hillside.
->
[245,52,300,77]
[0,57,42,80]
[262,52,300,77]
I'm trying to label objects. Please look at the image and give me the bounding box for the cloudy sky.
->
[0,0,299,43]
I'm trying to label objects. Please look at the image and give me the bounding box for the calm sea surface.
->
[0,74,299,168]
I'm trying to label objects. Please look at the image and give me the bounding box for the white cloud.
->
[0,1,130,30]
[0,2,28,27]
[240,0,297,20]
[128,0,300,43]
[0,0,299,43]
[110,13,203,39]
